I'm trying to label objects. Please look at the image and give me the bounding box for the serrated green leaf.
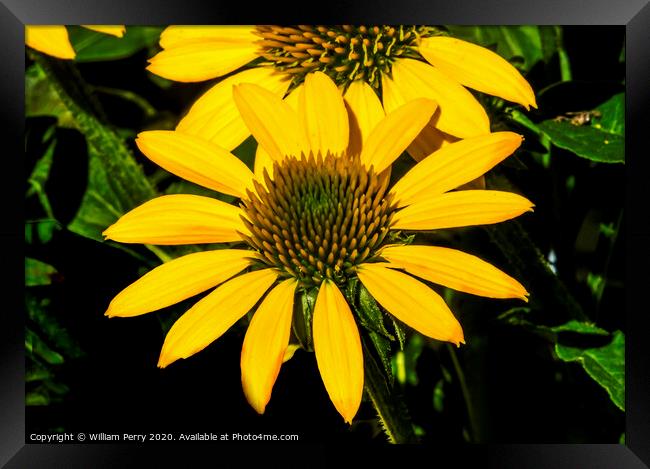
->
[68,26,163,62]
[25,65,76,128]
[368,331,394,386]
[556,330,625,411]
[25,257,58,286]
[357,283,394,340]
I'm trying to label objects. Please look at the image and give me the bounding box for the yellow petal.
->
[160,25,257,49]
[106,249,254,318]
[158,269,278,368]
[252,86,302,183]
[408,120,458,162]
[254,145,274,182]
[241,279,298,414]
[357,263,464,345]
[313,280,363,424]
[391,190,534,230]
[419,37,537,109]
[136,130,254,198]
[147,41,258,82]
[344,80,385,156]
[25,26,75,60]
[233,83,308,161]
[381,245,529,300]
[81,25,126,37]
[299,72,349,156]
[176,67,290,150]
[391,132,523,207]
[385,59,490,138]
[102,194,248,245]
[360,98,437,173]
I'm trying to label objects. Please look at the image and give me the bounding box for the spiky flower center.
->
[240,153,396,287]
[255,25,438,88]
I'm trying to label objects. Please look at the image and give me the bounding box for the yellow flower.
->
[147,25,536,162]
[25,25,126,60]
[103,72,532,423]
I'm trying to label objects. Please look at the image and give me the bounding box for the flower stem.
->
[362,340,419,444]
[447,344,479,442]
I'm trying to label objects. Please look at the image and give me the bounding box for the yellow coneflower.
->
[25,25,126,60]
[146,25,536,167]
[103,72,532,423]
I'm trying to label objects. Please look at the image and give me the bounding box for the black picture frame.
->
[2,0,649,466]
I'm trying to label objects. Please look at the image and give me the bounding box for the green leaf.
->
[368,331,394,385]
[25,65,76,128]
[25,258,58,286]
[26,294,84,359]
[67,146,130,242]
[294,288,317,352]
[433,378,445,412]
[549,320,609,336]
[356,283,394,340]
[593,93,624,136]
[556,330,625,411]
[68,26,163,62]
[26,328,64,365]
[538,119,624,163]
[26,391,50,406]
[25,220,60,245]
[393,334,425,386]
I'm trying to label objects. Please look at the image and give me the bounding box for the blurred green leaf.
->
[26,391,50,406]
[556,330,625,411]
[433,378,445,412]
[538,120,624,163]
[25,220,60,245]
[25,258,58,286]
[586,273,606,301]
[26,294,84,359]
[68,26,163,62]
[26,328,65,365]
[599,222,617,239]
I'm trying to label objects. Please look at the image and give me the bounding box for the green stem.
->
[485,173,587,322]
[92,85,158,118]
[362,340,418,443]
[447,344,478,442]
[555,26,572,81]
